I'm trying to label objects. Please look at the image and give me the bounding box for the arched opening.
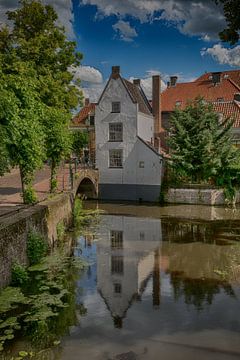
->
[76,177,97,199]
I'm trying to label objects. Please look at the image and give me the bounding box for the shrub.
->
[11,263,29,287]
[27,231,48,265]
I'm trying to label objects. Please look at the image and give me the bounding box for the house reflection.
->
[96,215,162,327]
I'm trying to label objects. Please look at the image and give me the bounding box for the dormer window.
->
[175,101,182,107]
[217,97,224,102]
[112,102,121,113]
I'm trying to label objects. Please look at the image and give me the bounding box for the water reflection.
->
[67,213,240,360]
[96,216,162,327]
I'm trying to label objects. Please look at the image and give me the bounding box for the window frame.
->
[109,149,123,168]
[109,122,123,142]
[112,101,121,113]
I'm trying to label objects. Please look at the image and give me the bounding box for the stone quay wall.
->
[165,188,240,205]
[0,192,74,289]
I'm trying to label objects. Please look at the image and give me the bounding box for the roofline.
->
[137,136,162,157]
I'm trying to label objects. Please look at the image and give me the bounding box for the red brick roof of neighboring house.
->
[161,77,240,112]
[72,103,95,126]
[196,70,240,87]
[213,100,240,128]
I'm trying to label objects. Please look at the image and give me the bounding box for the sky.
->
[0,0,240,102]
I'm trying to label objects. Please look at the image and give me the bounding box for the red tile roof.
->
[72,103,95,126]
[213,101,240,128]
[196,70,240,87]
[161,78,240,112]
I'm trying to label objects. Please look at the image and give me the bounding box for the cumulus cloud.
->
[0,0,75,38]
[201,44,240,67]
[112,20,137,42]
[70,65,105,103]
[70,65,103,84]
[80,0,226,40]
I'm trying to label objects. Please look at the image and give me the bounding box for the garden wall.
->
[0,193,74,289]
[165,188,240,205]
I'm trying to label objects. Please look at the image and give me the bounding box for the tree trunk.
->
[50,159,57,193]
[19,166,26,201]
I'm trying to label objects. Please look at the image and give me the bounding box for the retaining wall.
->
[0,192,74,289]
[165,188,240,205]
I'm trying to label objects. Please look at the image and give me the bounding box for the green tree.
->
[72,131,89,161]
[43,109,72,192]
[215,0,240,44]
[168,98,237,184]
[1,0,83,193]
[0,62,46,203]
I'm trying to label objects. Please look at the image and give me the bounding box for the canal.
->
[2,202,240,359]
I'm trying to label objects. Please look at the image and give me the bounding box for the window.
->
[175,101,182,107]
[139,161,145,168]
[139,232,145,240]
[114,283,122,294]
[111,230,123,249]
[109,149,123,168]
[217,97,224,102]
[109,123,123,142]
[111,256,124,274]
[112,102,121,113]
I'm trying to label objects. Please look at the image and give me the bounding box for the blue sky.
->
[0,0,240,101]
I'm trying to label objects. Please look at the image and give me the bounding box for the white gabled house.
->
[95,66,163,201]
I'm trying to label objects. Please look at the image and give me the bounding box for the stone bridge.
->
[73,167,99,199]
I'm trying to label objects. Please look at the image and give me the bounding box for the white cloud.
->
[0,0,75,38]
[70,65,105,103]
[80,0,226,40]
[70,65,103,84]
[201,44,240,67]
[112,20,137,42]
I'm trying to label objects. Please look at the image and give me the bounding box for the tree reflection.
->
[170,271,235,310]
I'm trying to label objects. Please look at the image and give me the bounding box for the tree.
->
[168,98,238,184]
[72,131,89,161]
[43,108,72,193]
[0,62,46,203]
[0,0,83,193]
[215,0,240,44]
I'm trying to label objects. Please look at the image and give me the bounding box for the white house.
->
[95,66,163,201]
[96,215,162,327]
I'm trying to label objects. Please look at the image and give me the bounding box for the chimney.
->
[111,66,120,78]
[152,75,161,135]
[85,98,90,106]
[234,93,240,102]
[212,72,221,85]
[170,76,178,87]
[133,79,141,86]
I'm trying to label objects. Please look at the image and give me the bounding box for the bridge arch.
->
[73,168,99,199]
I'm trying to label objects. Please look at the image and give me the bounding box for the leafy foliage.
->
[168,98,239,187]
[215,0,240,44]
[27,231,48,265]
[11,263,29,287]
[0,0,83,198]
[72,131,89,160]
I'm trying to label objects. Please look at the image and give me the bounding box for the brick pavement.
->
[0,165,72,212]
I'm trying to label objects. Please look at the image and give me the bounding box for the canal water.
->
[59,202,240,360]
[2,202,240,360]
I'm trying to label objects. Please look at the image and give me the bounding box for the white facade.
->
[97,215,162,322]
[95,69,163,201]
